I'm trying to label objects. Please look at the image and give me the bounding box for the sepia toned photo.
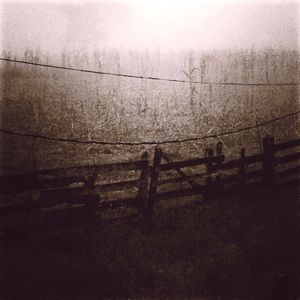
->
[0,0,299,299]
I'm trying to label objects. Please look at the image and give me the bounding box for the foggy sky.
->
[0,0,299,55]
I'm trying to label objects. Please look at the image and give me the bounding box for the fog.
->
[1,0,299,55]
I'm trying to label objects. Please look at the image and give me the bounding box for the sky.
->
[0,0,299,55]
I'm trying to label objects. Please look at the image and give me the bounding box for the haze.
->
[0,0,299,55]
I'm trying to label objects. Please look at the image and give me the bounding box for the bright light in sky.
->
[116,0,299,50]
[0,0,299,54]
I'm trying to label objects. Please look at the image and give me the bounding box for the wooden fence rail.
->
[0,153,149,226]
[0,158,148,194]
[0,135,300,229]
[152,134,300,205]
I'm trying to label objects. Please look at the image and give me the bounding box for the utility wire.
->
[0,110,299,146]
[1,57,299,86]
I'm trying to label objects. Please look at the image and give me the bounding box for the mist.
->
[1,1,299,56]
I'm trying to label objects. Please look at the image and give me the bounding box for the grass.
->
[0,47,299,299]
[0,48,299,173]
[1,184,299,300]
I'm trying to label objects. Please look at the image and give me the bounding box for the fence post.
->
[206,148,214,173]
[262,135,275,186]
[136,151,149,214]
[83,172,99,211]
[216,142,223,168]
[144,147,162,217]
[215,142,223,195]
[204,147,214,200]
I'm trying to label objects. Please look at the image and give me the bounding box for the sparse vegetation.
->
[0,48,299,173]
[0,47,299,299]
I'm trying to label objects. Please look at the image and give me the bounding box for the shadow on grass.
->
[1,184,299,300]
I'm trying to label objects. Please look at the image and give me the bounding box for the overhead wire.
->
[0,57,299,145]
[0,109,299,146]
[1,57,299,86]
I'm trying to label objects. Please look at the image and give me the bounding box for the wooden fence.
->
[0,135,300,230]
[154,135,300,203]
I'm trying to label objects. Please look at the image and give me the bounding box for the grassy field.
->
[0,47,299,299]
[0,48,299,174]
[1,184,299,300]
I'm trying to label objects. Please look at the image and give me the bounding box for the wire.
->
[0,109,299,146]
[1,57,299,86]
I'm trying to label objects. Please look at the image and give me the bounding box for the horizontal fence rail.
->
[273,138,300,152]
[159,155,225,171]
[0,135,300,231]
[0,159,148,194]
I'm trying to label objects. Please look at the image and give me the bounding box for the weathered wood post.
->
[262,135,275,186]
[136,151,149,214]
[83,172,99,211]
[215,142,223,195]
[204,147,214,200]
[216,142,223,166]
[144,147,162,217]
[206,148,214,173]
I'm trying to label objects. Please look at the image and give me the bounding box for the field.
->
[0,48,299,299]
[0,48,299,174]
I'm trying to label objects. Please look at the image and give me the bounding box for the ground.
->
[0,182,299,300]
